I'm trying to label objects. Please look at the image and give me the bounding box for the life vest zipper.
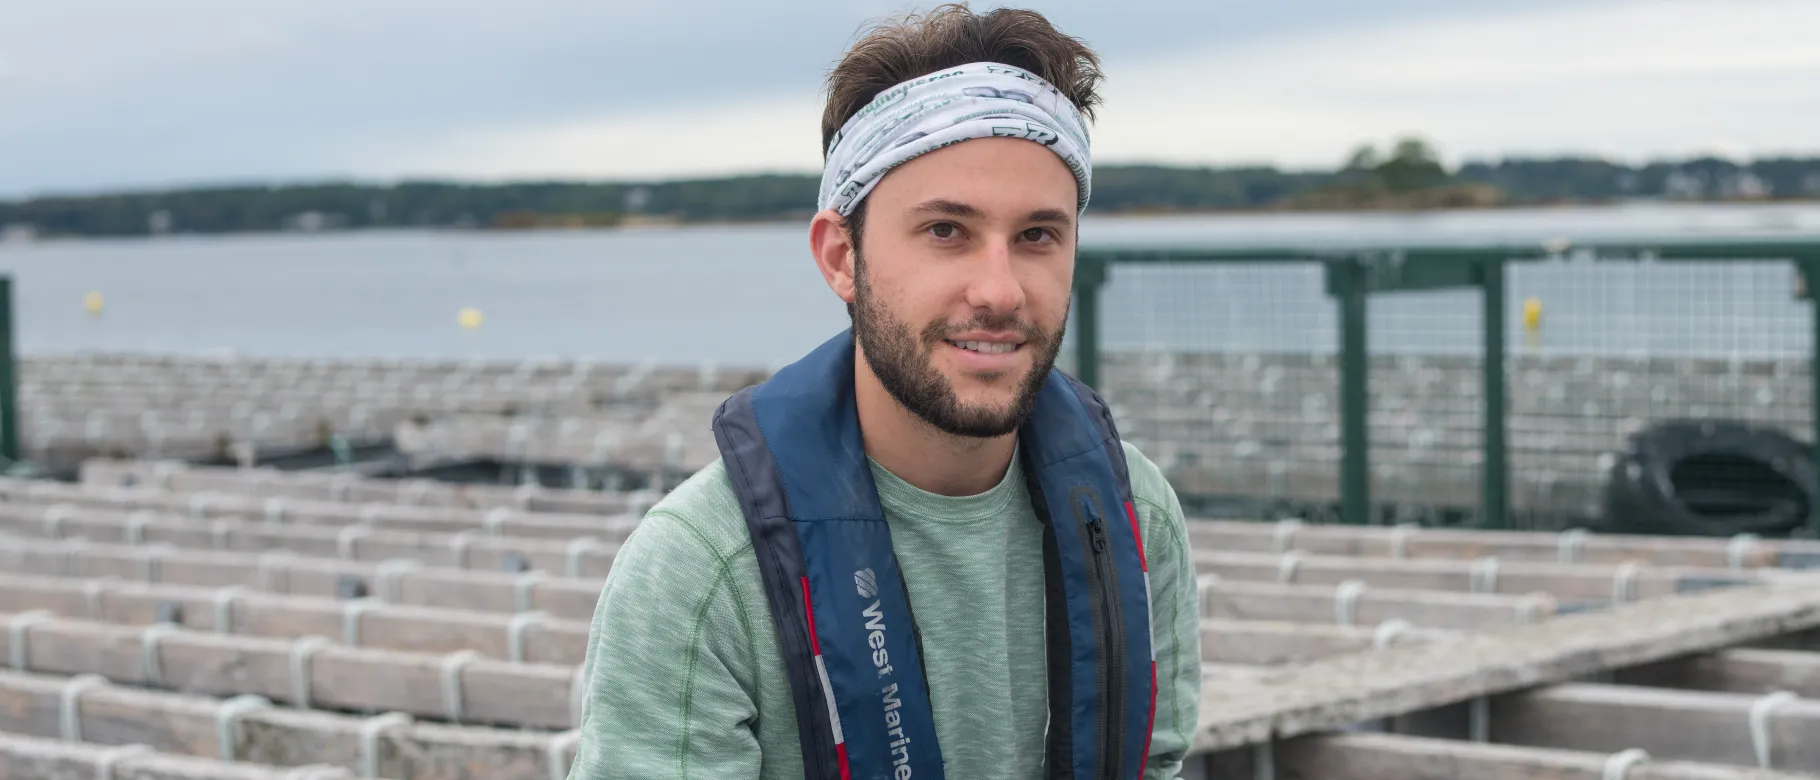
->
[1078,498,1126,780]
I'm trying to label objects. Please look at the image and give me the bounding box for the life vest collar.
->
[710,328,1156,780]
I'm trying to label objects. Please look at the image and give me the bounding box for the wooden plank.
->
[0,504,624,578]
[1491,682,1820,771]
[0,573,1452,673]
[0,611,580,729]
[0,484,642,542]
[76,459,634,516]
[1615,649,1820,699]
[1195,550,1768,605]
[0,573,592,665]
[4,535,1561,632]
[1188,571,1820,753]
[1202,664,1275,683]
[1199,576,1555,632]
[0,730,359,780]
[1239,731,1820,780]
[1199,620,1456,666]
[11,500,1774,620]
[0,668,577,780]
[1185,520,1820,571]
[0,536,606,621]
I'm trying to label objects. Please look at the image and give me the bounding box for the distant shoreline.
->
[6,196,1820,246]
[8,142,1820,240]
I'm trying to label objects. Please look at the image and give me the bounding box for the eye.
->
[927,222,960,240]
[1020,227,1054,243]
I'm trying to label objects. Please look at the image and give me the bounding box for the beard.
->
[850,252,1067,438]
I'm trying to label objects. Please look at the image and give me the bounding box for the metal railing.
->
[0,276,16,468]
[1066,238,1820,534]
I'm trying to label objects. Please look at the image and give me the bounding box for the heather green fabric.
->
[568,440,1202,779]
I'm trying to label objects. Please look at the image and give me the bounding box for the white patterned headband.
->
[817,61,1092,217]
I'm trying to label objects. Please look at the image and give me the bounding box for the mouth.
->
[944,339,1022,355]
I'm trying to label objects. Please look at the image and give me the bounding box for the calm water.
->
[4,202,1819,366]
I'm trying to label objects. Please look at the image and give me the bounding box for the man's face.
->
[847,136,1077,438]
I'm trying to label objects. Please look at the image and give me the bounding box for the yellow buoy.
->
[457,307,484,330]
[83,291,105,318]
[1522,297,1542,332]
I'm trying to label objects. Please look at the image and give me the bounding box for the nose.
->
[964,238,1025,315]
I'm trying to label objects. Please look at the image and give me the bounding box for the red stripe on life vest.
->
[1136,660,1157,778]
[801,575,821,654]
[1124,500,1147,572]
[836,742,853,780]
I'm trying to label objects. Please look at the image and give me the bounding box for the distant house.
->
[0,223,36,243]
[283,211,348,232]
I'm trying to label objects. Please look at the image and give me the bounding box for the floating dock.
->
[8,353,1820,778]
[0,462,1816,778]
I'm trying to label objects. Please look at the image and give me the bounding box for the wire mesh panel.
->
[1368,289,1487,526]
[1081,261,1339,520]
[1507,258,1814,534]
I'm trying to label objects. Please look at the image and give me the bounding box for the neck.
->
[853,349,1018,497]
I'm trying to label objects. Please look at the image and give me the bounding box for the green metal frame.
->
[1071,237,1820,533]
[0,276,16,467]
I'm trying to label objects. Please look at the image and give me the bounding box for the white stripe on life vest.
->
[814,654,845,745]
[1143,571,1155,660]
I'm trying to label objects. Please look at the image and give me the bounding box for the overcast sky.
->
[4,0,1818,199]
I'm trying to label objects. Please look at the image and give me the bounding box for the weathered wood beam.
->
[11,503,1748,619]
[1199,575,1555,631]
[75,460,632,517]
[1201,663,1275,683]
[1206,731,1820,780]
[0,484,641,541]
[0,730,358,780]
[0,504,623,578]
[1195,550,1766,605]
[1615,649,1820,699]
[1188,571,1820,753]
[0,574,1448,672]
[0,574,592,665]
[1185,520,1820,571]
[1491,682,1820,772]
[1198,619,1456,666]
[0,536,605,621]
[0,611,581,729]
[0,669,577,780]
[6,535,1558,635]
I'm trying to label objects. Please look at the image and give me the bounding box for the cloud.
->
[380,96,827,182]
[369,0,1820,182]
[1088,0,1820,168]
[1,0,1815,196]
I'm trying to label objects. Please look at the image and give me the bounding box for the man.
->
[568,5,1201,779]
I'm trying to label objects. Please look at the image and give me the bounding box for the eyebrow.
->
[907,198,1075,228]
[1025,208,1074,228]
[907,198,984,219]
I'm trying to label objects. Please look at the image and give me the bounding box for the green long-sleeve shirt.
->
[568,440,1202,779]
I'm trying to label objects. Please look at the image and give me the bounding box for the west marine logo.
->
[855,567,878,599]
[855,567,910,775]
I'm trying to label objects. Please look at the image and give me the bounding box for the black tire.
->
[1601,419,1815,537]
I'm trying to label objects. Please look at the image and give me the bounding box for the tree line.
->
[5,138,1819,238]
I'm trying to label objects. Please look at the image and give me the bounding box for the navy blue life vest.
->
[710,328,1156,780]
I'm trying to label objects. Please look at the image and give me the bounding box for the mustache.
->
[920,313,1047,344]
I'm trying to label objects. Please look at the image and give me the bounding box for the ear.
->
[809,207,857,307]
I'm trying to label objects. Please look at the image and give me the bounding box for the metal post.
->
[1337,259,1371,526]
[1481,258,1509,530]
[0,276,16,467]
[1807,259,1820,537]
[1072,256,1107,390]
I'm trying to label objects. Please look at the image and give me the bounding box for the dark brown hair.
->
[820,4,1103,155]
[821,4,1103,318]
